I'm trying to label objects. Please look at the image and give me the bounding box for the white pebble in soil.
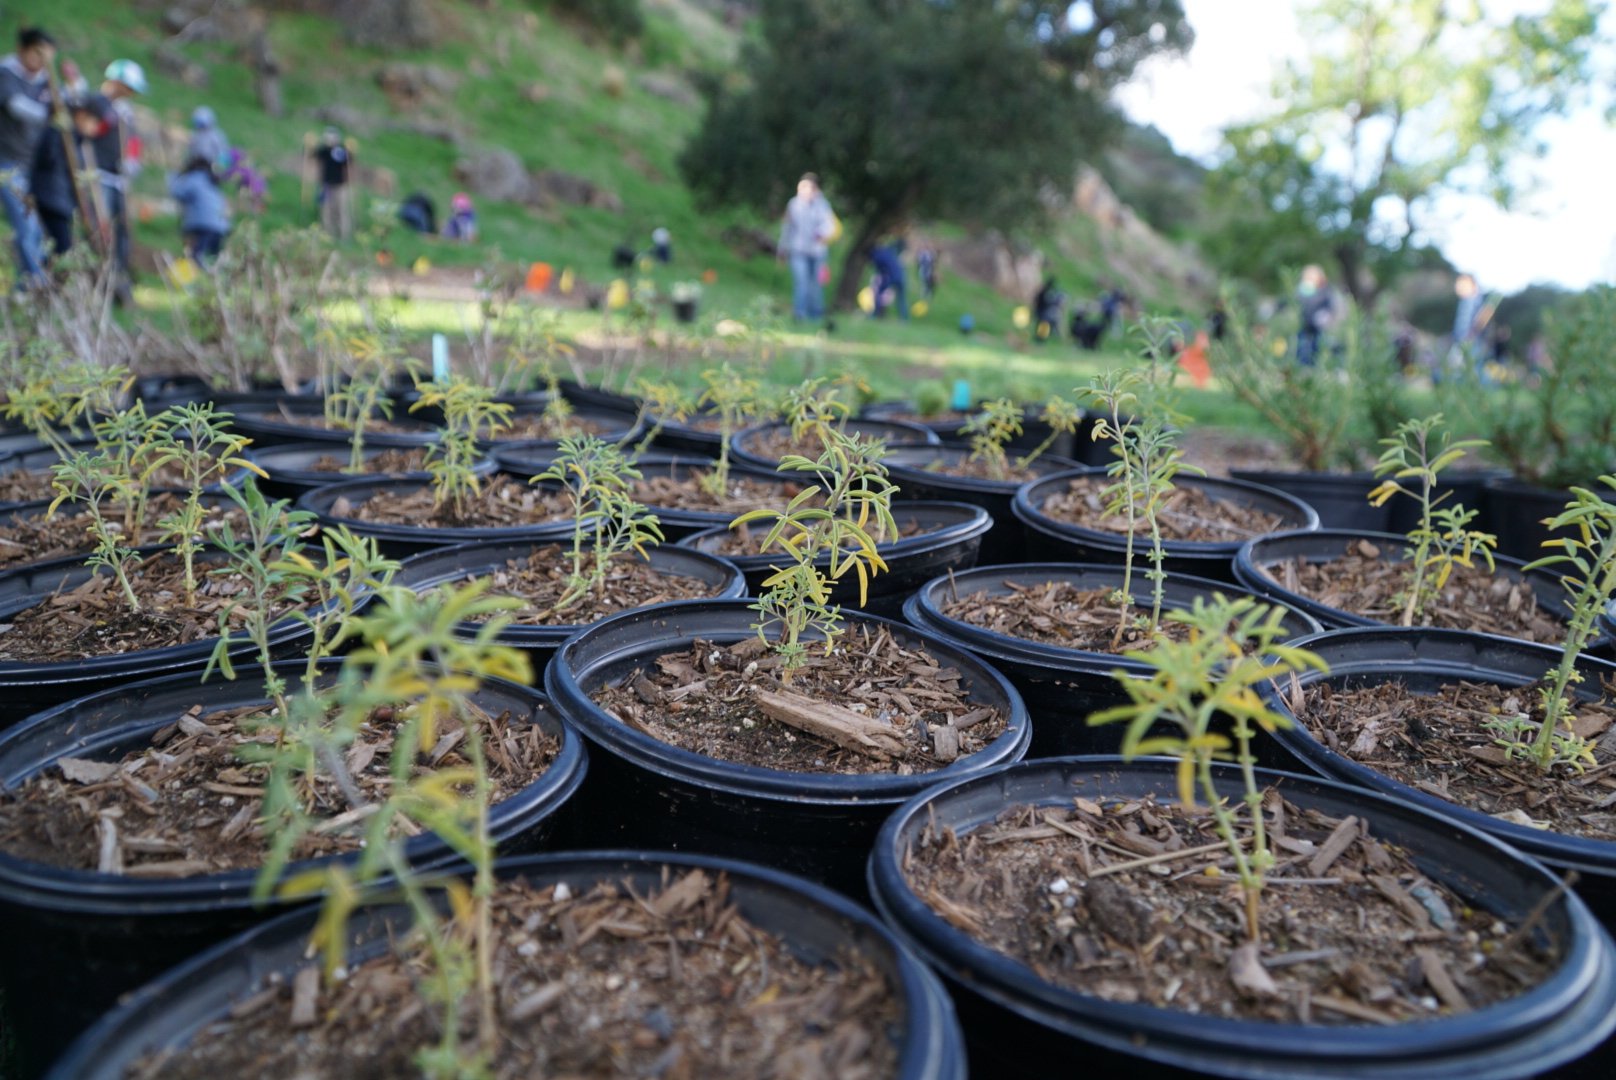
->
[1048,878,1070,895]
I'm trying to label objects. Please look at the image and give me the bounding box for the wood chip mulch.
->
[1290,678,1616,841]
[484,412,616,442]
[593,628,1009,775]
[0,699,558,876]
[1038,478,1285,542]
[0,492,244,571]
[306,447,432,474]
[449,545,726,627]
[268,407,425,436]
[0,454,228,506]
[135,869,900,1080]
[0,553,302,664]
[916,456,1041,483]
[330,480,572,530]
[939,580,1191,653]
[630,471,805,514]
[905,791,1556,1024]
[1258,538,1564,642]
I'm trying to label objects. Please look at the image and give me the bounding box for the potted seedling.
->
[390,434,745,670]
[679,422,991,618]
[671,280,702,323]
[0,568,586,1074]
[543,419,1025,894]
[298,379,577,559]
[906,373,1322,755]
[1015,353,1318,583]
[1236,413,1581,646]
[731,376,938,473]
[867,596,1616,1079]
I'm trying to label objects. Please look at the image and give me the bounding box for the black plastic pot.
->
[297,475,575,560]
[390,538,747,675]
[869,755,1616,1080]
[479,404,644,450]
[497,449,797,542]
[546,599,1030,898]
[1227,470,1391,532]
[883,444,1081,566]
[0,547,325,732]
[558,378,642,415]
[1388,470,1509,537]
[678,501,993,620]
[226,396,439,450]
[247,440,497,502]
[48,850,963,1080]
[729,418,940,471]
[0,659,585,1077]
[644,410,735,456]
[861,401,1079,461]
[673,297,698,322]
[1259,627,1616,930]
[902,563,1323,762]
[1014,468,1320,584]
[1486,477,1579,561]
[1233,529,1602,650]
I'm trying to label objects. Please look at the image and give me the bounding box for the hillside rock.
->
[377,63,461,107]
[338,0,436,51]
[1070,165,1214,303]
[934,231,1044,302]
[532,169,622,212]
[454,149,533,203]
[636,72,698,107]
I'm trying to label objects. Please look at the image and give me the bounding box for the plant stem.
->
[1200,759,1261,942]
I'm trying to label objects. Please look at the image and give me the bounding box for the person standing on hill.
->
[168,155,231,265]
[28,102,79,261]
[1294,264,1336,367]
[72,58,146,297]
[777,172,835,322]
[188,106,230,169]
[0,28,54,289]
[315,126,353,240]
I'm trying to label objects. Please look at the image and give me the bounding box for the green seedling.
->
[1368,415,1497,627]
[266,581,531,1079]
[1017,396,1083,471]
[5,361,132,459]
[412,377,513,522]
[48,450,143,613]
[630,379,692,459]
[732,426,896,678]
[205,478,316,717]
[696,364,764,498]
[91,400,168,536]
[1090,595,1329,942]
[1484,478,1616,773]
[326,335,400,473]
[535,435,662,614]
[153,403,262,605]
[961,398,1024,482]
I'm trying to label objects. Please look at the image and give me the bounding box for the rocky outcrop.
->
[453,149,533,204]
[337,0,436,51]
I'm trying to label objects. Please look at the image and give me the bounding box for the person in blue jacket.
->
[167,155,231,264]
[869,238,908,320]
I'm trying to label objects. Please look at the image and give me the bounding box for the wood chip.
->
[289,965,320,1028]
[953,707,992,730]
[60,757,120,784]
[1313,993,1398,1025]
[1416,947,1471,1013]
[97,814,121,875]
[506,981,565,1022]
[649,869,708,918]
[1369,874,1431,928]
[123,860,215,879]
[752,687,905,759]
[202,782,265,798]
[1306,815,1359,877]
[1228,941,1280,998]
[932,725,960,763]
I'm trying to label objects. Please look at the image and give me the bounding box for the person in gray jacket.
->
[188,105,230,169]
[168,156,231,265]
[777,172,835,322]
[0,28,54,288]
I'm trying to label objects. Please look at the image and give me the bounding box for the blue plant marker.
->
[951,380,972,411]
[431,333,450,380]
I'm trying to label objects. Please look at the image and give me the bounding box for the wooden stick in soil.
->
[1495,871,1578,957]
[751,687,906,759]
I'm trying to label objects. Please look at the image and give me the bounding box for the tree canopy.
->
[679,0,1191,309]
[1203,0,1604,305]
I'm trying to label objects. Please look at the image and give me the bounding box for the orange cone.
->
[526,262,554,293]
[1178,330,1211,389]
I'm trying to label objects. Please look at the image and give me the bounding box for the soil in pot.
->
[737,422,933,466]
[0,493,243,572]
[302,446,434,475]
[329,478,571,530]
[0,452,233,507]
[487,409,628,443]
[1290,678,1616,842]
[1038,477,1286,543]
[121,868,903,1080]
[259,406,426,437]
[444,544,729,626]
[904,791,1556,1024]
[1260,537,1565,643]
[917,455,1044,484]
[0,552,302,664]
[591,626,1009,776]
[0,698,558,876]
[938,580,1213,655]
[631,468,809,514]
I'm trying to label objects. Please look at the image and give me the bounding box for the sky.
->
[1111,0,1616,294]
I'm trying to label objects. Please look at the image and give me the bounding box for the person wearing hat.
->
[443,191,477,242]
[70,58,146,291]
[188,105,230,170]
[314,126,352,241]
[0,28,55,287]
